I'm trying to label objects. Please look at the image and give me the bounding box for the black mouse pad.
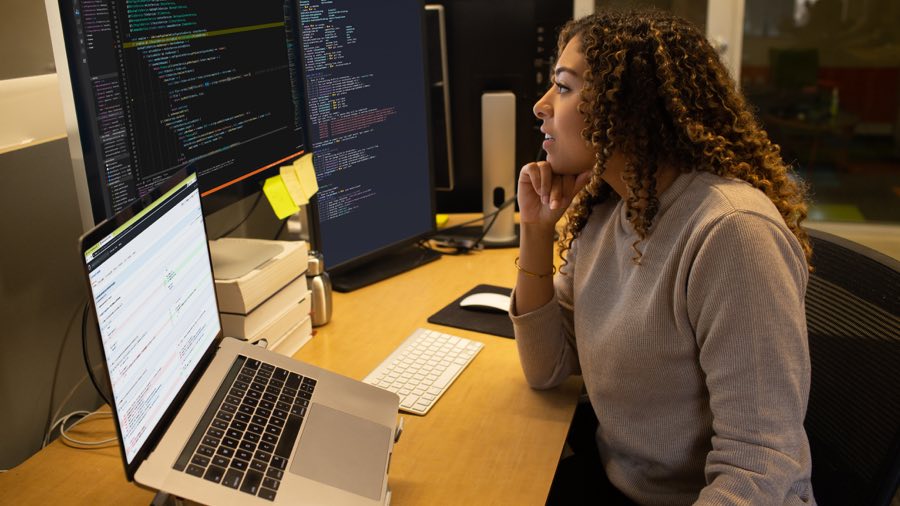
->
[427,284,514,339]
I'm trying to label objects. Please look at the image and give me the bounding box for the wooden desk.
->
[0,241,582,505]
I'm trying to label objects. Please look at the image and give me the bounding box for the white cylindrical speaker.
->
[481,91,518,246]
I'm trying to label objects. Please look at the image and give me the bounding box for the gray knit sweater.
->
[511,171,815,505]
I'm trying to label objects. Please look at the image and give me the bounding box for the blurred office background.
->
[604,0,900,227]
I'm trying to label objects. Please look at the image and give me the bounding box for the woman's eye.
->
[556,83,570,93]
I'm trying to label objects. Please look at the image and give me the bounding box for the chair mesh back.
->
[804,231,900,505]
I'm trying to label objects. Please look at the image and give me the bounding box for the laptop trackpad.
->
[289,404,391,500]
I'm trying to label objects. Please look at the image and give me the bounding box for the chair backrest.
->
[804,229,900,505]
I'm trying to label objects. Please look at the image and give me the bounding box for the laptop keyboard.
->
[174,355,317,501]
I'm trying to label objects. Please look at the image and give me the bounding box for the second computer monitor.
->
[301,0,437,290]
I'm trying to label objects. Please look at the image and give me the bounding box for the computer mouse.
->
[459,292,511,314]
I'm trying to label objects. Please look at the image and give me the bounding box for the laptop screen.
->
[83,172,220,464]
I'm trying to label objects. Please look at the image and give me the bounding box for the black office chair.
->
[803,229,900,505]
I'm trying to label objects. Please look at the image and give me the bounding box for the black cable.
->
[81,303,112,406]
[423,196,516,254]
[471,201,505,247]
[428,195,517,236]
[273,217,288,240]
[42,299,88,448]
[215,191,264,240]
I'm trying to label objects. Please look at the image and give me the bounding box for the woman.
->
[511,10,815,505]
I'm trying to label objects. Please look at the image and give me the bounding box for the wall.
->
[0,0,56,80]
[0,138,104,469]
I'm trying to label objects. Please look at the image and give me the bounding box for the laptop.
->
[78,169,400,505]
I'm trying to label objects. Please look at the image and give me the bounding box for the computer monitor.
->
[426,0,573,213]
[46,0,307,232]
[300,0,439,292]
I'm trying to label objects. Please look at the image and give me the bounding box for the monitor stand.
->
[331,244,441,292]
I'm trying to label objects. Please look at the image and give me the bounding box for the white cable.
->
[43,377,89,447]
[43,361,109,448]
[52,410,117,448]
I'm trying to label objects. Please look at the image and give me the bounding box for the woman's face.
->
[533,36,594,175]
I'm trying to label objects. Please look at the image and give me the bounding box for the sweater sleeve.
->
[687,212,813,505]
[510,239,581,390]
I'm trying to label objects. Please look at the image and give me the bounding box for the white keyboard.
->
[363,328,483,415]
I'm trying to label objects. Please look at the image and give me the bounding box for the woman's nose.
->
[533,100,550,119]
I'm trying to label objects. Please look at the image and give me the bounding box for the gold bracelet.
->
[514,257,556,278]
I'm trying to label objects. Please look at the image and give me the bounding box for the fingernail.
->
[550,199,559,209]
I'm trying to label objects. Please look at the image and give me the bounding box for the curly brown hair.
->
[557,9,812,268]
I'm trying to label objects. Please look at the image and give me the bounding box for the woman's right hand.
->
[517,161,592,226]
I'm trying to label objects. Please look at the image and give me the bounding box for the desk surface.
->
[0,232,582,505]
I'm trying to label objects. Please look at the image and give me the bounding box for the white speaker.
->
[481,91,518,246]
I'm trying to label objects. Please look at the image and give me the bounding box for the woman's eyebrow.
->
[554,67,579,79]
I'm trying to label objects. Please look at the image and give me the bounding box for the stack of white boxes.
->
[210,238,313,356]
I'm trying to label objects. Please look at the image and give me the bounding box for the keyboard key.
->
[186,463,206,477]
[263,477,280,490]
[236,449,253,462]
[212,455,230,468]
[266,467,284,480]
[196,445,215,457]
[245,359,261,370]
[230,458,248,471]
[191,454,210,467]
[203,465,225,484]
[258,487,277,501]
[241,469,264,495]
[270,455,287,470]
[286,373,302,389]
[274,415,302,458]
[223,468,244,489]
[250,459,267,473]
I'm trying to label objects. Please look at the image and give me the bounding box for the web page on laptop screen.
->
[84,173,220,463]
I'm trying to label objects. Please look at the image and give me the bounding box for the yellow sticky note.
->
[262,175,300,219]
[293,153,319,198]
[279,164,308,206]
